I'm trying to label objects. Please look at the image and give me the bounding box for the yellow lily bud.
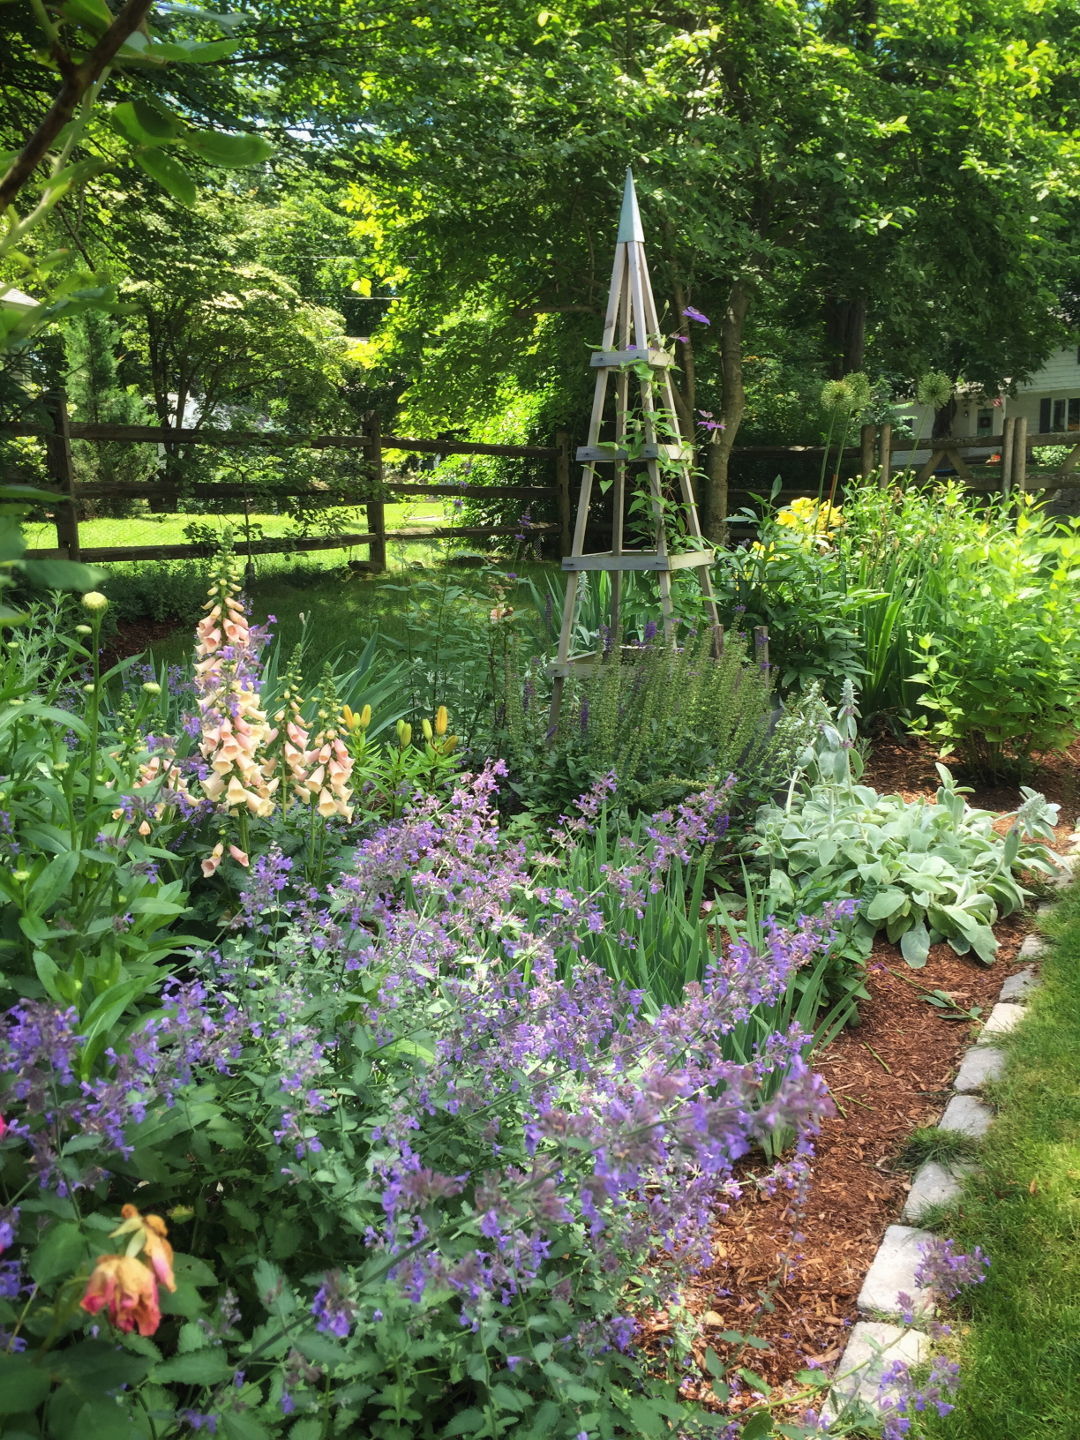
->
[435,705,448,737]
[422,718,434,742]
[443,735,459,754]
[358,704,372,731]
[396,720,412,749]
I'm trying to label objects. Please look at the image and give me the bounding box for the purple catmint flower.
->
[311,1271,357,1339]
[0,1261,23,1300]
[877,1354,960,1435]
[914,1238,990,1299]
[0,1208,19,1254]
[179,1413,218,1434]
[233,847,295,933]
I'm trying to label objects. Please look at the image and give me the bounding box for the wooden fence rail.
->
[6,397,572,569]
[7,403,1079,568]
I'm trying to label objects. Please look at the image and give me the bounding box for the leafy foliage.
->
[753,685,1061,968]
[490,627,794,818]
[910,503,1080,777]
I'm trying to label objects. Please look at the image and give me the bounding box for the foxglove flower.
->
[194,563,278,818]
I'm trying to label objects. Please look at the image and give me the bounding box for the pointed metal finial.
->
[616,167,644,243]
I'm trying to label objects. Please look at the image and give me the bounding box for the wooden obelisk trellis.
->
[549,169,722,728]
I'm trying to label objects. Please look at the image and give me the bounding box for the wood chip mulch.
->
[654,733,1079,1415]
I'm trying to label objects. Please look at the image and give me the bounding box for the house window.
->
[1041,398,1052,432]
[976,408,994,435]
[1049,398,1080,431]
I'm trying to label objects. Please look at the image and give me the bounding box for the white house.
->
[892,345,1080,465]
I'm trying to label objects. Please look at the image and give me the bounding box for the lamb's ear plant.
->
[753,682,1060,967]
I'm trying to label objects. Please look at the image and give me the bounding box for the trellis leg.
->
[610,265,632,644]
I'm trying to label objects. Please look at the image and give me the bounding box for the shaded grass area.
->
[139,556,561,686]
[918,881,1080,1440]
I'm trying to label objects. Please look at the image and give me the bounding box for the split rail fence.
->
[6,404,1080,570]
[6,395,572,569]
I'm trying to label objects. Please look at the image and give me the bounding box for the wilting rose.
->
[112,1203,177,1293]
[80,1255,161,1336]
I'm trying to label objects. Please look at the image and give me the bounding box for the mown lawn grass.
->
[24,500,446,553]
[917,879,1080,1439]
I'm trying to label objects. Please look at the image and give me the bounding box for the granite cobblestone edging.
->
[822,844,1077,1428]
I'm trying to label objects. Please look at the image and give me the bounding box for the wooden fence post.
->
[554,430,572,555]
[878,422,892,489]
[43,387,80,560]
[1001,415,1015,498]
[365,415,387,573]
[1013,416,1028,495]
[859,422,875,479]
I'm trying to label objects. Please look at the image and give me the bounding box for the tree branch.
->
[0,0,156,215]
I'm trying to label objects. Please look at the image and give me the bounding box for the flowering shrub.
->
[0,758,842,1437]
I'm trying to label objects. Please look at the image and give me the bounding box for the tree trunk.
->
[932,397,957,440]
[703,277,752,545]
[823,295,867,378]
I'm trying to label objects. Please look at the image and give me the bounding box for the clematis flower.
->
[682,305,710,325]
[80,1254,162,1336]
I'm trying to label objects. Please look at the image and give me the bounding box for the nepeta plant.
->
[0,761,839,1438]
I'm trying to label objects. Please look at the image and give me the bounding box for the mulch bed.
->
[660,733,1080,1416]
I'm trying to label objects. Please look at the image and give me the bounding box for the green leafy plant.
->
[491,627,790,818]
[753,683,1060,967]
[910,503,1080,776]
[712,493,878,699]
[0,595,195,1015]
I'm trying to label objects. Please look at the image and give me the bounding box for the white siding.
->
[1015,346,1080,397]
